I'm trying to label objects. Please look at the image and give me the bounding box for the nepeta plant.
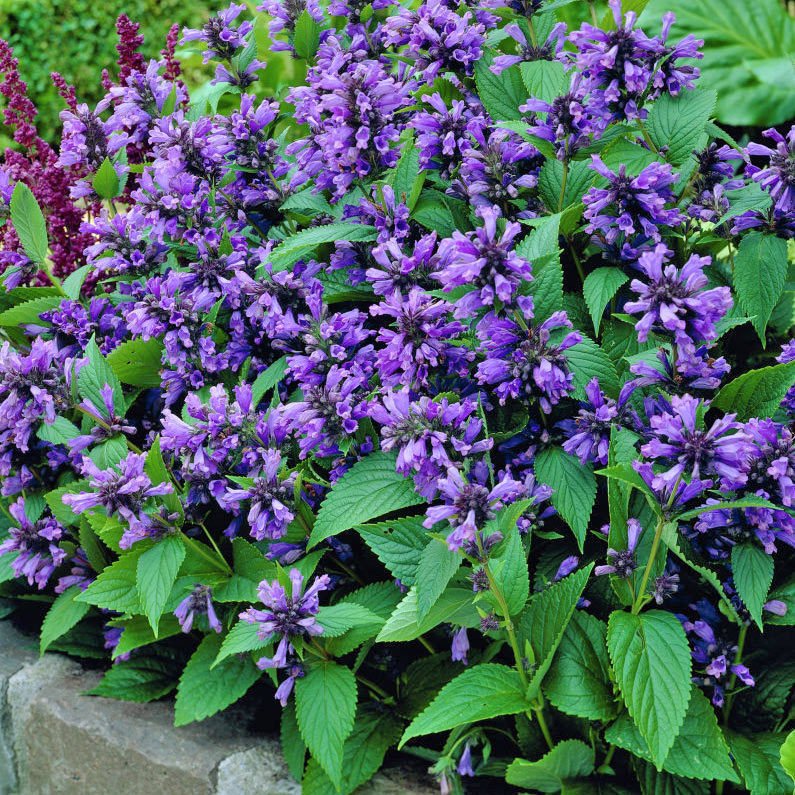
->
[0,1,794,792]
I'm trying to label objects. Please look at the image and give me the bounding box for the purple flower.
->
[367,233,439,297]
[584,157,683,245]
[457,742,475,777]
[63,452,174,548]
[55,548,93,593]
[624,244,732,350]
[628,345,730,395]
[68,384,136,454]
[425,466,524,551]
[258,0,324,52]
[175,584,222,633]
[778,340,795,415]
[450,626,469,664]
[641,394,751,491]
[595,518,643,577]
[476,310,581,414]
[746,126,795,213]
[0,498,66,589]
[220,450,296,541]
[241,568,331,670]
[435,207,533,317]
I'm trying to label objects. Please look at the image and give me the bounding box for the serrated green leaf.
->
[566,335,620,400]
[136,535,186,634]
[111,614,182,659]
[39,586,90,654]
[77,338,125,416]
[92,157,121,199]
[490,522,530,617]
[293,9,321,60]
[10,182,48,263]
[765,578,795,626]
[474,54,525,121]
[356,515,427,586]
[389,136,424,211]
[520,59,567,103]
[415,539,460,620]
[535,447,597,550]
[731,544,774,630]
[77,550,142,613]
[62,264,90,300]
[645,89,716,165]
[250,356,288,406]
[214,619,269,667]
[0,296,63,326]
[295,660,357,788]
[544,611,617,721]
[267,223,377,271]
[733,232,788,345]
[37,416,81,446]
[712,361,795,420]
[506,740,595,792]
[309,451,424,548]
[728,731,792,795]
[781,731,795,785]
[87,655,178,703]
[281,701,305,782]
[316,602,383,637]
[584,268,629,335]
[538,159,596,212]
[106,338,164,387]
[400,664,528,746]
[715,182,773,226]
[174,633,261,726]
[376,587,475,643]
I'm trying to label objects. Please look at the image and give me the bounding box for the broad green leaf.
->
[516,215,564,322]
[535,447,597,550]
[45,480,89,527]
[77,550,142,613]
[293,9,321,60]
[136,535,186,634]
[37,416,81,446]
[645,89,716,165]
[111,614,182,659]
[356,515,427,586]
[490,523,530,617]
[731,544,774,629]
[39,586,90,654]
[566,336,621,399]
[415,539,460,620]
[781,731,795,785]
[281,702,306,782]
[309,451,424,548]
[601,139,661,175]
[716,182,773,226]
[10,182,48,263]
[87,655,178,703]
[605,687,738,782]
[295,661,357,788]
[145,436,182,515]
[584,268,629,335]
[250,356,288,406]
[544,611,617,721]
[92,157,121,199]
[733,232,788,345]
[174,633,261,726]
[474,54,525,121]
[107,338,164,387]
[268,223,377,271]
[728,731,792,795]
[506,740,595,792]
[520,59,567,103]
[214,620,268,667]
[400,664,528,746]
[607,610,692,768]
[389,136,424,210]
[765,578,795,626]
[213,537,276,602]
[0,296,63,326]
[538,159,595,212]
[316,603,384,637]
[77,338,125,416]
[61,264,90,300]
[713,361,795,420]
[517,564,594,699]
[634,763,709,795]
[376,586,476,643]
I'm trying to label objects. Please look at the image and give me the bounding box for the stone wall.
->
[0,622,434,795]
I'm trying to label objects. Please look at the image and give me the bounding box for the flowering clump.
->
[0,2,793,793]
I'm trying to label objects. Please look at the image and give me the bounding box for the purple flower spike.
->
[175,584,222,633]
[595,518,643,578]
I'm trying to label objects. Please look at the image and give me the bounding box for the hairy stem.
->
[631,517,664,615]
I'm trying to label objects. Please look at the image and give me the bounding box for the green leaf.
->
[10,182,48,263]
[213,537,276,602]
[412,192,457,237]
[635,764,710,795]
[731,544,774,629]
[250,356,288,406]
[301,708,403,795]
[781,731,795,785]
[712,361,795,420]
[106,338,164,387]
[44,480,89,526]
[214,620,268,667]
[281,702,306,783]
[517,564,594,699]
[645,89,716,165]
[506,740,595,793]
[516,216,564,322]
[145,436,182,515]
[400,664,528,746]
[474,54,525,121]
[316,603,384,637]
[544,611,617,721]
[61,264,91,300]
[490,523,530,617]
[728,732,792,795]
[111,615,182,659]
[92,157,121,199]
[415,539,460,620]
[77,550,142,613]
[601,139,661,175]
[39,586,90,654]
[520,59,567,103]
[356,515,427,586]
[292,9,321,60]
[566,336,620,400]
[0,296,63,326]
[535,447,597,550]
[87,655,178,702]
[389,136,424,211]
[605,687,738,782]
[538,159,596,212]
[641,0,795,126]
[607,610,692,768]
[295,661,357,788]
[268,223,377,271]
[174,633,261,726]
[765,578,795,625]
[733,232,789,344]
[136,536,186,634]
[37,416,81,446]
[309,451,424,548]
[77,338,125,416]
[376,586,476,643]
[715,182,773,226]
[584,268,629,335]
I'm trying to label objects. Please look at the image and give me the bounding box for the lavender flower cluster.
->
[0,1,793,792]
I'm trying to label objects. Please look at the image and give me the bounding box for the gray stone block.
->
[215,743,301,795]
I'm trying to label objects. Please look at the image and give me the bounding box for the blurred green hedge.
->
[0,0,211,143]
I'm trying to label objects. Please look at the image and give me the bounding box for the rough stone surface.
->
[0,622,435,795]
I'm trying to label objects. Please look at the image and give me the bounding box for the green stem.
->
[569,239,586,284]
[588,0,599,26]
[636,118,658,154]
[418,634,436,654]
[558,161,569,212]
[631,517,664,615]
[602,744,617,768]
[722,623,749,725]
[199,522,228,570]
[532,698,555,749]
[356,673,391,700]
[184,534,232,574]
[527,17,538,48]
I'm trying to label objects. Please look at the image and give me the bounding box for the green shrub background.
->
[0,0,211,144]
